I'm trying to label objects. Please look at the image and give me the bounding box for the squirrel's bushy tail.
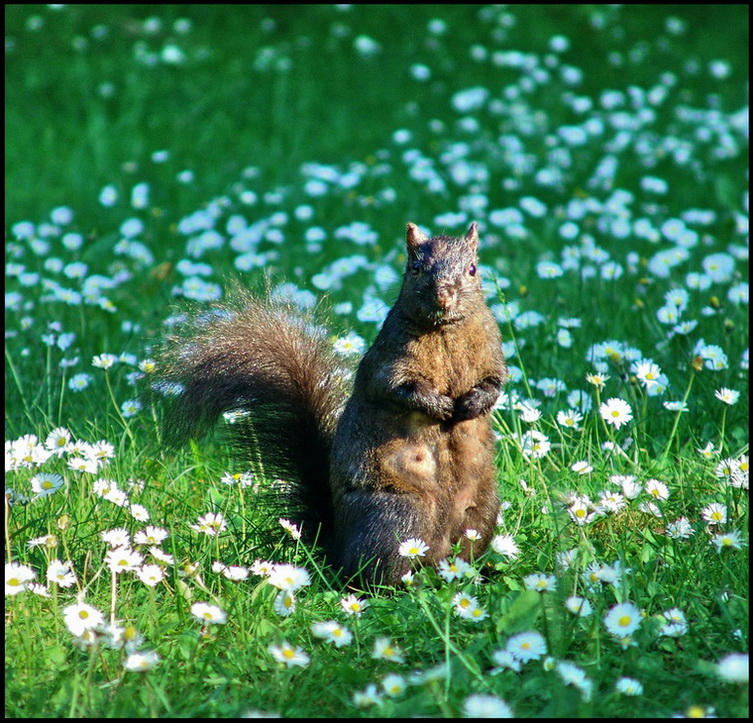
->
[158,288,349,542]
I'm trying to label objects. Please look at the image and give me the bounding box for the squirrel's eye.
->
[468,263,477,276]
[410,261,422,276]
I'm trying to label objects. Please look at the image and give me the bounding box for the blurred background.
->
[6,4,748,223]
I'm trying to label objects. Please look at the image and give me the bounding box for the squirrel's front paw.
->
[453,389,489,421]
[404,379,454,421]
[432,393,456,421]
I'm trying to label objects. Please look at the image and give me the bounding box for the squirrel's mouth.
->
[427,308,461,326]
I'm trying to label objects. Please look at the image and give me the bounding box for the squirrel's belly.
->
[330,410,439,492]
[383,439,437,489]
[383,411,445,490]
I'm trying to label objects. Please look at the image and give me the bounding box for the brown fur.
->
[159,222,506,587]
[330,225,506,582]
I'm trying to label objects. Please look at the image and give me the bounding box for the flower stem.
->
[414,593,484,684]
[661,369,696,461]
[110,568,118,627]
[104,369,135,444]
[718,405,728,455]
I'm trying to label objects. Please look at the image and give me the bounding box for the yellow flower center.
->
[618,615,632,627]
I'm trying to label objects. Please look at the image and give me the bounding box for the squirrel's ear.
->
[406,222,428,250]
[464,222,479,250]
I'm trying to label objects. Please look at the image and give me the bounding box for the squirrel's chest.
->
[404,327,484,394]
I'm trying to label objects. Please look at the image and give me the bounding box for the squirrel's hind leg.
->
[333,489,451,588]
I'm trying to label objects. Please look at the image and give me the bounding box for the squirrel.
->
[159,221,507,586]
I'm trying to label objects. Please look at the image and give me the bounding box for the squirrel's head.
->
[402,221,483,327]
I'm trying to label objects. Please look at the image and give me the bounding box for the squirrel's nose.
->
[435,287,456,310]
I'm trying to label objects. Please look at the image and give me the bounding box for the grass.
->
[5,4,749,718]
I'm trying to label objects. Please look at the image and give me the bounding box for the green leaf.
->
[694,659,721,678]
[177,630,199,661]
[44,645,68,668]
[713,173,738,209]
[496,590,542,634]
